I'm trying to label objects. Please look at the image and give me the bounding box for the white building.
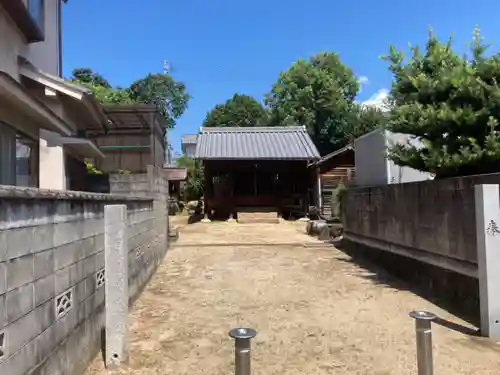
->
[0,0,106,190]
[181,134,197,157]
[354,128,433,187]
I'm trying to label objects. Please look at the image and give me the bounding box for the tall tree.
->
[265,52,360,155]
[202,94,268,127]
[128,74,190,129]
[344,105,388,144]
[384,27,500,178]
[70,69,189,129]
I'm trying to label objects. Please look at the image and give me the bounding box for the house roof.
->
[0,71,72,137]
[195,126,320,160]
[311,144,354,167]
[181,134,197,144]
[18,58,108,131]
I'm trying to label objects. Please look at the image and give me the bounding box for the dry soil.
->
[85,219,500,375]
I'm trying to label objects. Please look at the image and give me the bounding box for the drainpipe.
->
[58,0,63,77]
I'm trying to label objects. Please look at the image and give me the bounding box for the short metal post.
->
[229,328,257,375]
[410,311,436,375]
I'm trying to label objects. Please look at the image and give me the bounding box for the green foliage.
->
[202,94,268,127]
[82,83,133,105]
[128,74,190,129]
[84,160,103,175]
[331,183,347,219]
[71,68,111,88]
[70,69,189,129]
[344,105,388,144]
[265,52,361,155]
[176,155,204,201]
[384,27,500,178]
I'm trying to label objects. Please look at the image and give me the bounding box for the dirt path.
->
[86,221,500,375]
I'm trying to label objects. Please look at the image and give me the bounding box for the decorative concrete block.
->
[104,204,128,368]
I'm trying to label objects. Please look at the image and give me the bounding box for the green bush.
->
[331,183,347,220]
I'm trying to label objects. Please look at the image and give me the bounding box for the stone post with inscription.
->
[474,184,500,339]
[104,204,129,367]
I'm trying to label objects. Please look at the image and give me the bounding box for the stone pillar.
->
[475,184,500,339]
[104,204,129,367]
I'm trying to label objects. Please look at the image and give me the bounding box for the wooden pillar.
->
[202,162,211,222]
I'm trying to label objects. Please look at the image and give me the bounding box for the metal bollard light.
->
[409,311,437,375]
[229,328,257,375]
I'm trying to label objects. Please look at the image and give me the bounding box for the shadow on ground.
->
[333,239,481,335]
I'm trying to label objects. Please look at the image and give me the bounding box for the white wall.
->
[28,0,60,75]
[39,137,66,190]
[386,132,433,184]
[354,128,432,187]
[183,143,196,158]
[28,0,67,190]
[0,7,27,81]
[354,129,389,187]
[0,1,67,190]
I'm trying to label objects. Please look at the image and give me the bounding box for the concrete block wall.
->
[111,166,170,290]
[0,186,158,375]
[343,172,500,277]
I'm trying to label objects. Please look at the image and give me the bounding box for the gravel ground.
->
[85,220,500,375]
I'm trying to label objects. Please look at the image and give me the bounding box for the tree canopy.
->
[71,68,111,88]
[175,155,204,200]
[265,52,384,155]
[202,94,268,128]
[70,68,189,129]
[384,27,500,178]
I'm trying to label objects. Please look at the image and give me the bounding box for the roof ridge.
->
[200,126,306,133]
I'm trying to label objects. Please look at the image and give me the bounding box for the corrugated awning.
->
[195,126,320,160]
[310,144,354,168]
[41,129,104,159]
[0,72,71,136]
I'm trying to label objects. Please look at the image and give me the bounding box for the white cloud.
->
[358,76,369,84]
[361,88,390,111]
[358,75,369,93]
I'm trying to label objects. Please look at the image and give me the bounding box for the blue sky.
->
[63,0,500,153]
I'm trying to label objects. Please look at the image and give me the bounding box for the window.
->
[0,123,17,186]
[0,122,39,187]
[16,134,39,188]
[28,0,45,34]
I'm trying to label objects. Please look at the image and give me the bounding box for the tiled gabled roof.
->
[195,126,320,160]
